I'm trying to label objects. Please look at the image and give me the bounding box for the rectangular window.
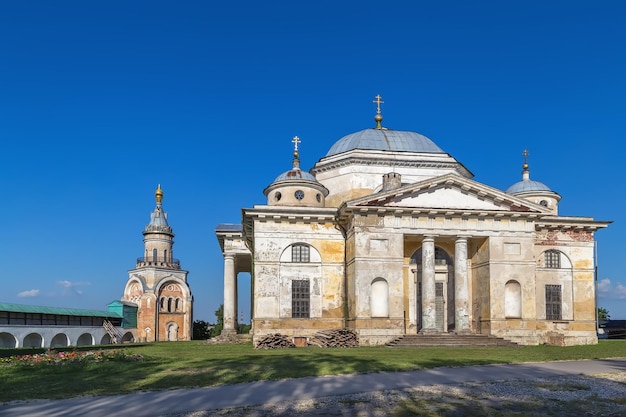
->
[292,244,310,263]
[545,250,560,269]
[292,280,310,318]
[545,284,562,320]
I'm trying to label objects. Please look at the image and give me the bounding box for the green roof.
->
[0,302,122,318]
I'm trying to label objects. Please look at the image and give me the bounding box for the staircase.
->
[386,333,519,347]
[103,320,124,344]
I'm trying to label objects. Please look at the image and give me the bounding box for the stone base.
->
[418,328,442,335]
[203,329,246,345]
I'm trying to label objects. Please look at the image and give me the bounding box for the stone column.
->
[420,236,437,334]
[455,237,471,333]
[222,254,237,335]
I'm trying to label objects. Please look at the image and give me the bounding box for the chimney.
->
[382,172,401,192]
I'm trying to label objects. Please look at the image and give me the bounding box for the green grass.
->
[1,340,625,403]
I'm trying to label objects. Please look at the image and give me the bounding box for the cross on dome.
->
[522,149,529,170]
[292,135,301,152]
[373,94,384,114]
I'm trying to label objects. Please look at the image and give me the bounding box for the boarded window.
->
[292,280,310,318]
[545,284,562,320]
[370,279,389,317]
[292,244,310,263]
[545,250,561,269]
[505,281,522,318]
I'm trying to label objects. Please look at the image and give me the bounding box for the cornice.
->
[535,217,612,232]
[243,206,338,224]
[311,155,472,178]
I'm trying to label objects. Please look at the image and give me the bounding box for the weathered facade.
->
[123,186,193,342]
[216,99,609,346]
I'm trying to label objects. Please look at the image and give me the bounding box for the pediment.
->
[347,173,548,213]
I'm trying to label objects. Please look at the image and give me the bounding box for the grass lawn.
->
[1,340,625,403]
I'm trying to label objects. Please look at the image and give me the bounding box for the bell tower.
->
[123,185,193,342]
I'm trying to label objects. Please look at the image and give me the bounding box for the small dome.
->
[326,128,445,157]
[273,168,318,183]
[506,179,552,194]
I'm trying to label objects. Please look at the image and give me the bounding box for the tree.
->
[238,323,251,334]
[212,304,224,337]
[598,307,611,321]
[192,320,213,340]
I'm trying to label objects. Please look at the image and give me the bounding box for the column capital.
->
[455,236,470,243]
[422,235,437,243]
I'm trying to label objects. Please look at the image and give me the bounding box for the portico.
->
[215,225,251,335]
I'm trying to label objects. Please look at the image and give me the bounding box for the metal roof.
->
[326,128,445,157]
[272,168,318,183]
[0,302,122,318]
[506,179,552,194]
[215,224,243,232]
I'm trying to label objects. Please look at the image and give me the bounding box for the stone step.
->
[386,334,519,347]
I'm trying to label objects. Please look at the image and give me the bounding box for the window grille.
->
[292,244,310,263]
[292,280,310,318]
[545,284,562,320]
[545,250,561,269]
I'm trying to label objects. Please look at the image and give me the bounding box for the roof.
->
[215,223,243,232]
[326,128,445,157]
[0,302,122,318]
[273,168,318,183]
[506,179,552,194]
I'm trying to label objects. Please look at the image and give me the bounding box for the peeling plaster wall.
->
[251,219,345,342]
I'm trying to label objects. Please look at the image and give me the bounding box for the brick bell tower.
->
[123,185,193,342]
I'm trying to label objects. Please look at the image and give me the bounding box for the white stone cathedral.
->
[216,96,610,346]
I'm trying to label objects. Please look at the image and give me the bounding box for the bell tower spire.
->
[124,184,193,343]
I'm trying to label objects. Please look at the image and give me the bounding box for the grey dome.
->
[272,168,318,183]
[326,128,445,157]
[506,179,552,194]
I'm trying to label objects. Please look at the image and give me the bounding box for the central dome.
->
[326,128,445,157]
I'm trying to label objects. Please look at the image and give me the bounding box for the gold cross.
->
[523,149,529,165]
[292,136,301,152]
[373,94,384,114]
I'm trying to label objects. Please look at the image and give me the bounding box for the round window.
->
[295,190,304,200]
[316,193,321,202]
[275,192,282,201]
[539,200,548,207]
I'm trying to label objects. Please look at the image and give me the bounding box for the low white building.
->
[0,302,135,348]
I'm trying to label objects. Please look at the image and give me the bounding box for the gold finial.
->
[155,184,163,203]
[522,149,529,170]
[373,94,384,129]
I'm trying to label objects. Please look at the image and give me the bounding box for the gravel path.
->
[171,371,626,417]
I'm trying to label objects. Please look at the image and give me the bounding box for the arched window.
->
[153,248,158,263]
[167,297,173,313]
[410,247,452,265]
[291,244,310,263]
[175,298,181,311]
[159,297,165,311]
[504,280,522,318]
[545,250,561,269]
[370,278,389,317]
[164,250,168,262]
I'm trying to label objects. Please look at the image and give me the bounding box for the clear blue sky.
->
[2,1,625,322]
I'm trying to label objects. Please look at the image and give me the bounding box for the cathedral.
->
[216,96,610,346]
[123,185,193,342]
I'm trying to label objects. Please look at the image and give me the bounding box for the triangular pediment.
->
[346,173,548,213]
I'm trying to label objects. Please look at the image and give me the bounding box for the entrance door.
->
[435,282,445,332]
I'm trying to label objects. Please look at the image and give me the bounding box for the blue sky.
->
[1,1,625,322]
